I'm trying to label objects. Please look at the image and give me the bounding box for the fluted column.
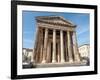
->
[49,41,51,63]
[52,29,56,63]
[67,31,73,62]
[65,34,68,62]
[57,42,60,62]
[42,28,48,63]
[60,30,65,62]
[46,41,51,63]
[73,31,80,62]
[40,29,43,63]
[33,27,38,63]
[36,29,41,63]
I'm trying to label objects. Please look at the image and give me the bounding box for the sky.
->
[22,11,90,48]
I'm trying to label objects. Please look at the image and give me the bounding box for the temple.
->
[32,16,86,67]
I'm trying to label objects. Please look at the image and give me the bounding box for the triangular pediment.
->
[36,16,75,27]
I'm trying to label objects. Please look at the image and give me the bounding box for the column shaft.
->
[42,28,48,63]
[64,34,68,62]
[36,29,41,63]
[73,32,80,62]
[67,31,73,62]
[60,30,65,62]
[49,41,51,63]
[40,29,43,63]
[46,41,51,63]
[52,29,56,63]
[57,42,60,62]
[33,27,39,62]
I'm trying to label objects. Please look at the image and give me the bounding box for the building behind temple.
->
[22,48,33,63]
[78,44,90,65]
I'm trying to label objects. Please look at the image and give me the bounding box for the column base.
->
[74,55,81,62]
[42,60,46,63]
[33,61,87,68]
[52,60,56,63]
[60,59,65,63]
[69,59,73,63]
[75,59,80,62]
[32,60,35,63]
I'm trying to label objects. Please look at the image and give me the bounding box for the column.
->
[57,42,60,62]
[40,44,43,63]
[36,29,41,63]
[65,33,68,62]
[52,29,56,63]
[48,41,51,63]
[33,28,39,63]
[42,28,48,63]
[40,29,43,63]
[60,30,65,62]
[46,41,51,63]
[67,31,73,62]
[73,31,80,62]
[38,29,43,63]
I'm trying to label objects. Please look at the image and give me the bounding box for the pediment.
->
[36,16,75,27]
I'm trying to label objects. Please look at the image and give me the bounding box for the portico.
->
[33,16,81,64]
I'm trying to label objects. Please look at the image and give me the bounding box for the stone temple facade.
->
[32,16,86,67]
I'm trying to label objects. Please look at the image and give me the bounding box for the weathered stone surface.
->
[33,16,82,67]
[33,62,87,68]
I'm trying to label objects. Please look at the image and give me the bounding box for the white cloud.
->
[77,27,89,36]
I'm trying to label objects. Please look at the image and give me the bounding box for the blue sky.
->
[22,11,90,48]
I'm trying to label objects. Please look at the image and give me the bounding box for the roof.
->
[36,16,76,27]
